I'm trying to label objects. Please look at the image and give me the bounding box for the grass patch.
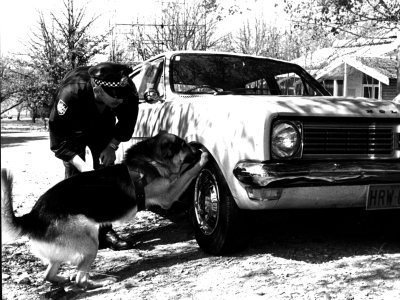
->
[1,118,49,132]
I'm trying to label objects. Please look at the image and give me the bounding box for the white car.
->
[117,51,400,255]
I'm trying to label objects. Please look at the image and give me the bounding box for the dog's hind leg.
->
[44,261,70,284]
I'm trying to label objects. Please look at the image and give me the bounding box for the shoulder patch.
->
[57,99,68,115]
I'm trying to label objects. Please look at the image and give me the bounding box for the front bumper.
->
[233,160,400,205]
[233,161,400,187]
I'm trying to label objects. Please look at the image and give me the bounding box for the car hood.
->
[210,95,400,118]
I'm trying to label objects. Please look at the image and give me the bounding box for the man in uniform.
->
[49,62,139,251]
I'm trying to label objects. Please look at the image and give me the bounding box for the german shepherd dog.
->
[1,132,208,291]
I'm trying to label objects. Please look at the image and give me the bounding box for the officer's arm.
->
[49,88,89,169]
[112,81,139,142]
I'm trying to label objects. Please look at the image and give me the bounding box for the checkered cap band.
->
[94,76,129,88]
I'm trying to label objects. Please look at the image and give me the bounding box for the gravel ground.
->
[1,119,399,300]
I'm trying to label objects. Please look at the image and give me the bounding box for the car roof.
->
[162,50,288,60]
[133,50,297,69]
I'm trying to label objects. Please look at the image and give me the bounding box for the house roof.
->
[314,56,397,85]
[355,57,397,78]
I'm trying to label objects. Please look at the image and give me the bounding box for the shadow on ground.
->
[116,206,400,275]
[1,132,49,148]
[248,208,399,261]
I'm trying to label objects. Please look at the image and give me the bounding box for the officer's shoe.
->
[99,229,133,251]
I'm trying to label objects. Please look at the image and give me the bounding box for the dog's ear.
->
[162,149,173,158]
[159,135,182,158]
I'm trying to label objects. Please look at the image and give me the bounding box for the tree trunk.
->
[42,117,47,130]
[30,109,36,123]
[16,105,24,121]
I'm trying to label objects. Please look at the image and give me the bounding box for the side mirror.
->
[144,88,162,104]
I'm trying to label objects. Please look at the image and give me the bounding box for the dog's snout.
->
[190,146,202,159]
[192,145,202,153]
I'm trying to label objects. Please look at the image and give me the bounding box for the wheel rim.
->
[194,169,220,235]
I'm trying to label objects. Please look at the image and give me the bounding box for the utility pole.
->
[397,30,400,95]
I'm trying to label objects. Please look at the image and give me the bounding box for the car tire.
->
[189,157,254,255]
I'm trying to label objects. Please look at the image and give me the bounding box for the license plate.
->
[366,184,400,210]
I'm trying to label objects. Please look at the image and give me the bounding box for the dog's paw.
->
[186,152,209,176]
[199,151,209,167]
[87,277,117,289]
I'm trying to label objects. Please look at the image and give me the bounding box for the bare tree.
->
[1,57,22,105]
[50,0,109,69]
[235,16,269,56]
[232,12,334,62]
[8,0,111,119]
[1,57,31,115]
[123,0,236,61]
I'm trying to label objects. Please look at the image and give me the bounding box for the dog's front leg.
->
[146,152,208,208]
[44,261,70,284]
[65,247,117,292]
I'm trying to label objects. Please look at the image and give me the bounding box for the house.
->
[292,40,399,100]
[317,56,397,100]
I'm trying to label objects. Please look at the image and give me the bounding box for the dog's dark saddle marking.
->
[21,164,148,238]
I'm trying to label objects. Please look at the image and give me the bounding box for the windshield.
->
[170,54,329,96]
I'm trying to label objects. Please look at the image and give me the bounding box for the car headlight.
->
[271,121,301,158]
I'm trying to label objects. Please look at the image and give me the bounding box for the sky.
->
[0,0,286,57]
[0,0,112,55]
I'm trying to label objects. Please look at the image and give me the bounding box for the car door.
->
[115,57,167,162]
[131,57,167,140]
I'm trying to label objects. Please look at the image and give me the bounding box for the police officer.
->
[49,62,139,251]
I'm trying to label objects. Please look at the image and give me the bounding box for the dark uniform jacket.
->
[49,66,139,162]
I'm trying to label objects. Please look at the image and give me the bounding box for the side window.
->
[275,73,299,95]
[245,79,274,95]
[133,58,164,100]
[131,68,143,100]
[275,73,318,96]
[154,63,165,98]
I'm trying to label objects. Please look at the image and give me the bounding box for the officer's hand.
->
[100,146,116,166]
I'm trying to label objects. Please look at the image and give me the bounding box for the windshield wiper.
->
[214,88,278,95]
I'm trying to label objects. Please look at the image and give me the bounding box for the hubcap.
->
[194,169,220,235]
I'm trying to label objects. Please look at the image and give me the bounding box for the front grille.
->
[302,123,394,158]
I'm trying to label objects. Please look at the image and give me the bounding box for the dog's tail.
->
[1,168,23,243]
